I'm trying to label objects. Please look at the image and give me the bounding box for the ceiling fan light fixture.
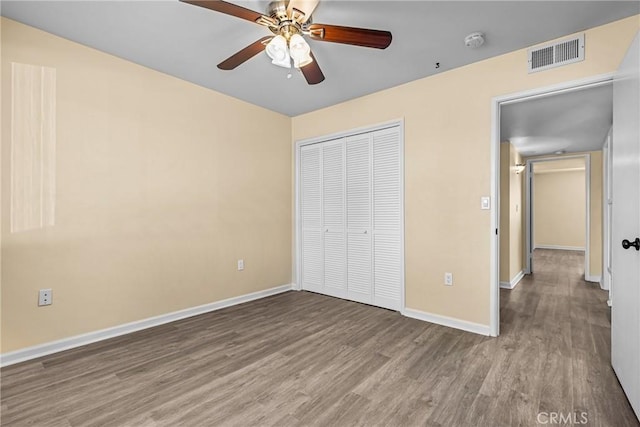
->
[266,35,291,68]
[289,33,313,68]
[184,0,393,85]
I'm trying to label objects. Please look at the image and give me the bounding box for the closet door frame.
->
[294,119,405,312]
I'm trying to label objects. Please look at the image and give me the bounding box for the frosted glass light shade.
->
[289,34,312,68]
[265,35,291,68]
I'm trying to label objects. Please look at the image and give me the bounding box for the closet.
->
[298,124,403,311]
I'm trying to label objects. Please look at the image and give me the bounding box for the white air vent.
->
[527,34,585,73]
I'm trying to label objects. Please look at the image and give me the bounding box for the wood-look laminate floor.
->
[2,249,638,426]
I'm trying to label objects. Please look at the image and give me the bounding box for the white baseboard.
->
[500,270,525,290]
[599,277,606,290]
[585,274,601,283]
[402,308,491,336]
[0,284,293,368]
[534,245,585,251]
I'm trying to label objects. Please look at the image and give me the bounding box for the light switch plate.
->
[237,259,244,271]
[481,196,491,210]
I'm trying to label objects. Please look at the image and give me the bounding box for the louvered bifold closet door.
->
[346,133,373,304]
[299,124,402,310]
[300,144,324,293]
[322,139,347,299]
[372,127,402,310]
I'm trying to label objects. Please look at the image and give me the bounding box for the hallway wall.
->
[500,142,525,284]
[534,169,586,249]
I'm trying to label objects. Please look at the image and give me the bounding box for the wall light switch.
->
[481,197,491,210]
[237,259,244,271]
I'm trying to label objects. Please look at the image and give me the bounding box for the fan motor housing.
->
[267,0,311,38]
[267,1,288,20]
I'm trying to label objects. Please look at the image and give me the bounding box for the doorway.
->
[491,74,613,336]
[525,155,590,278]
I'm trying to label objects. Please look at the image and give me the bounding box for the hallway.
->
[499,249,638,425]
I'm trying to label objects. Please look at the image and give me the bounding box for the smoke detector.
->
[464,32,485,48]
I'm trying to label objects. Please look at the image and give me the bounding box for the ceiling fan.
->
[181,0,392,84]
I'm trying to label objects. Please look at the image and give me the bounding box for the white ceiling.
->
[501,83,613,157]
[2,1,638,116]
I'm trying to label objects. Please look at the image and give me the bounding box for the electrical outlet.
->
[38,289,52,306]
[444,273,453,286]
[237,259,244,271]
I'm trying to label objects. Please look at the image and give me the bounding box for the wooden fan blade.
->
[286,0,319,23]
[300,52,325,85]
[218,36,273,70]
[181,0,275,27]
[307,24,392,49]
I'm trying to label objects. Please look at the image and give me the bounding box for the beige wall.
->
[499,143,524,283]
[1,19,292,352]
[534,169,586,249]
[292,17,638,325]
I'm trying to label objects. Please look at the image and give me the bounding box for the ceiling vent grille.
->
[527,34,585,73]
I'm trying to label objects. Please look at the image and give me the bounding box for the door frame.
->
[602,127,613,304]
[490,73,613,336]
[524,154,591,278]
[294,119,405,312]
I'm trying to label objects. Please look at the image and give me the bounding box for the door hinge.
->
[496,228,498,235]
